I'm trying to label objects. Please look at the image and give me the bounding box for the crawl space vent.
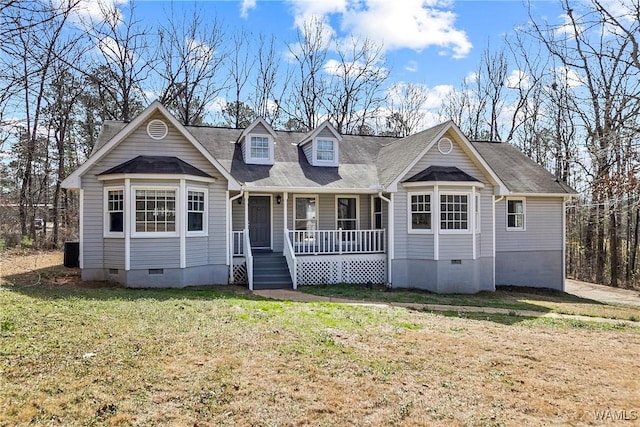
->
[146,119,168,140]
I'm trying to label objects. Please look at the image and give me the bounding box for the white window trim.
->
[186,187,208,237]
[247,133,274,164]
[506,197,526,231]
[104,186,125,238]
[293,194,319,231]
[407,191,433,234]
[439,191,472,235]
[131,185,180,238]
[371,195,383,230]
[335,195,359,230]
[313,137,338,166]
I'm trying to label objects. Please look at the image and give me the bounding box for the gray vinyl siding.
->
[317,128,335,139]
[90,113,222,177]
[272,198,284,251]
[392,133,494,263]
[479,187,494,257]
[231,196,244,231]
[187,237,208,267]
[495,197,563,252]
[104,239,124,268]
[208,182,228,264]
[81,113,229,273]
[130,239,180,268]
[81,176,104,269]
[405,131,487,185]
[393,190,435,259]
[302,143,313,165]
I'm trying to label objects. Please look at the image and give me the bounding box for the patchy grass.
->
[1,251,640,425]
[299,283,640,321]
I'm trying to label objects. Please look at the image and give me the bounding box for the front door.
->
[249,196,271,248]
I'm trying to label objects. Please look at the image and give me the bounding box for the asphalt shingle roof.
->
[98,155,212,177]
[471,141,576,195]
[405,166,481,183]
[90,119,575,195]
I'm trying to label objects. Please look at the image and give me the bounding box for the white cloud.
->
[405,60,419,73]
[506,69,531,90]
[64,0,128,23]
[240,0,257,19]
[287,0,472,58]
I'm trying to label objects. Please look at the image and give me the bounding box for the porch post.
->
[283,192,288,254]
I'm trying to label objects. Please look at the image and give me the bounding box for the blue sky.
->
[68,0,568,127]
[126,0,563,88]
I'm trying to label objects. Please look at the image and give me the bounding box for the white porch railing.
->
[232,230,244,256]
[283,228,298,289]
[288,229,385,255]
[244,228,253,290]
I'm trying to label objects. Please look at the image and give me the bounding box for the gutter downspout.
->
[228,187,245,283]
[378,191,393,286]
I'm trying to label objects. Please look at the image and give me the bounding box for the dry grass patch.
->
[1,251,640,426]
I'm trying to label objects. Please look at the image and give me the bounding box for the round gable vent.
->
[438,137,453,155]
[147,119,168,140]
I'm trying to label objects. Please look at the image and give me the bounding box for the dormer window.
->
[316,139,335,162]
[250,136,270,160]
[298,121,342,167]
[239,117,277,166]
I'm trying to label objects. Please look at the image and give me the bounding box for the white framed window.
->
[250,136,270,159]
[440,193,469,233]
[408,192,432,233]
[371,196,383,230]
[316,139,335,162]
[187,188,207,236]
[294,195,318,233]
[104,187,124,237]
[336,196,358,230]
[132,187,178,237]
[507,198,525,230]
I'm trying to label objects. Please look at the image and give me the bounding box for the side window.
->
[105,188,124,236]
[372,197,383,229]
[507,199,525,230]
[187,190,206,233]
[409,193,432,233]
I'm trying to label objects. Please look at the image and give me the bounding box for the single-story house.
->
[62,101,576,293]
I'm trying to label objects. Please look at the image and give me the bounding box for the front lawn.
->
[1,251,639,425]
[299,283,640,321]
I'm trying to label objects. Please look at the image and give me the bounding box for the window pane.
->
[412,213,431,229]
[250,136,270,159]
[188,212,203,231]
[135,189,176,233]
[317,139,334,161]
[109,212,123,232]
[440,194,468,230]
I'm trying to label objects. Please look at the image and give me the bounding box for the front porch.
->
[232,228,387,290]
[229,191,390,290]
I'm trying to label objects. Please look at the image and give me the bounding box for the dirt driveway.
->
[565,279,640,307]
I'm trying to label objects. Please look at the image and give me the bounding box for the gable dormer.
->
[239,117,277,165]
[298,121,342,167]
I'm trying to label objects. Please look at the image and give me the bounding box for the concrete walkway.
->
[565,279,640,307]
[253,287,640,326]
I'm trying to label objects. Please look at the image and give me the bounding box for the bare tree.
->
[324,36,389,134]
[83,1,150,122]
[382,82,431,137]
[252,34,290,127]
[223,29,252,128]
[155,5,227,125]
[528,0,640,287]
[284,17,330,131]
